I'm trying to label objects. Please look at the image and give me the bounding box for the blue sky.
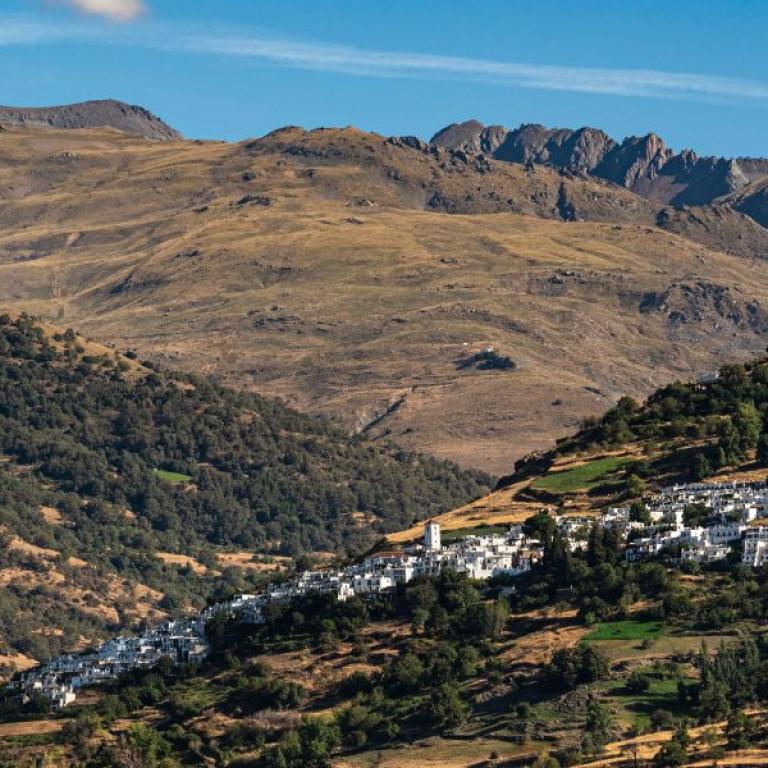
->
[3,0,768,156]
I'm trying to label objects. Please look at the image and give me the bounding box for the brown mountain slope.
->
[4,125,768,472]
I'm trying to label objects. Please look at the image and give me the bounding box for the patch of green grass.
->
[153,468,193,484]
[531,456,633,493]
[583,620,665,643]
[606,675,696,728]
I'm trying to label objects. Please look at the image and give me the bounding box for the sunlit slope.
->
[4,127,768,471]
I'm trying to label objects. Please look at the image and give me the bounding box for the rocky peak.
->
[431,120,506,155]
[723,159,750,194]
[561,127,617,171]
[595,133,673,188]
[430,120,485,151]
[677,148,699,172]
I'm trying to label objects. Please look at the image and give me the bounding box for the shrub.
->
[626,670,651,694]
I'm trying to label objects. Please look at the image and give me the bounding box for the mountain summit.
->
[0,99,181,141]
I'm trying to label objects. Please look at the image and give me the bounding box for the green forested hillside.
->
[507,357,768,499]
[0,314,489,661]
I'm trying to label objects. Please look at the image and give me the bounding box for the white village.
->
[12,479,768,710]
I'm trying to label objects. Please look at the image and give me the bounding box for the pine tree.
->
[757,433,768,467]
[691,452,711,481]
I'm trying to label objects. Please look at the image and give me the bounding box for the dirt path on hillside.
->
[0,719,68,737]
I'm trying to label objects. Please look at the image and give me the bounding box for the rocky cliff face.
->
[594,132,671,189]
[0,99,180,141]
[494,124,616,172]
[430,120,507,155]
[431,119,768,223]
[729,180,768,229]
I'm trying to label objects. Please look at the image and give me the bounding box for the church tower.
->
[424,520,441,551]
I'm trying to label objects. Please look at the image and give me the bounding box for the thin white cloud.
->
[64,0,146,22]
[3,13,768,104]
[177,34,768,102]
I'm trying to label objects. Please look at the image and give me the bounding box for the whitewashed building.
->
[743,527,768,567]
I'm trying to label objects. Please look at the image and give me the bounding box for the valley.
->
[6,309,768,767]
[5,97,768,768]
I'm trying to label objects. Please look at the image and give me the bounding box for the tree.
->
[718,421,743,467]
[698,674,731,722]
[701,726,721,756]
[691,452,711,482]
[623,724,642,768]
[480,600,509,640]
[733,401,761,453]
[725,708,755,749]
[626,474,646,499]
[547,646,609,690]
[62,713,103,762]
[650,709,675,731]
[587,524,607,567]
[523,512,556,545]
[532,752,561,768]
[652,738,687,767]
[300,718,341,767]
[672,720,690,749]
[757,433,768,467]
[545,528,572,585]
[626,670,651,694]
[629,501,651,525]
[115,723,174,768]
[580,646,610,683]
[273,718,341,768]
[427,683,469,730]
[411,608,429,635]
[583,698,614,751]
[389,652,424,693]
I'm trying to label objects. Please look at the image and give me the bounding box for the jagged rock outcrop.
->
[0,99,180,140]
[495,124,616,173]
[430,120,768,220]
[431,120,507,156]
[594,132,672,189]
[725,177,768,230]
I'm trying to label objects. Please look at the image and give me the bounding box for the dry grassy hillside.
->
[4,125,768,472]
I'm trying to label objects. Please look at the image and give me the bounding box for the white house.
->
[743,527,768,567]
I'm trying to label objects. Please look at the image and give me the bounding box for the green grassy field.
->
[583,620,665,643]
[153,468,193,483]
[531,456,633,493]
[606,675,696,728]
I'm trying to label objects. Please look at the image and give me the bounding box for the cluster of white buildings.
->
[210,522,544,621]
[610,481,768,565]
[15,480,768,711]
[10,522,542,709]
[14,618,210,710]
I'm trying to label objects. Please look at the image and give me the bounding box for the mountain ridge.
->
[431,119,768,219]
[0,99,180,141]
